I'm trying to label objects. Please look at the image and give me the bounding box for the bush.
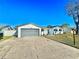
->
[0,33,3,40]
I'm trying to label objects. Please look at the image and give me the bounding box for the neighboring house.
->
[42,26,64,36]
[41,27,49,35]
[16,23,41,38]
[62,27,71,33]
[62,26,76,34]
[70,28,76,34]
[48,26,64,35]
[0,25,16,36]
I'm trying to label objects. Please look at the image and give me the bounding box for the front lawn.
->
[0,36,15,41]
[45,33,79,49]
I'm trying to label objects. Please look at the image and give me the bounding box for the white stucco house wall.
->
[41,28,48,35]
[3,30,16,36]
[48,26,64,35]
[0,25,16,36]
[17,23,41,38]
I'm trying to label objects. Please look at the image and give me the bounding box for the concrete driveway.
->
[0,37,79,59]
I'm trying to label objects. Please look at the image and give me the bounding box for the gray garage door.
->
[21,28,39,37]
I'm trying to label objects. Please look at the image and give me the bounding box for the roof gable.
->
[17,23,41,29]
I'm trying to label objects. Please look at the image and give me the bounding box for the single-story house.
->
[48,26,64,35]
[17,23,41,38]
[0,25,16,36]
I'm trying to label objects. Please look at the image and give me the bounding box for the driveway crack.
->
[1,46,12,59]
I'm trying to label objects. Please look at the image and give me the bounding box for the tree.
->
[47,25,53,28]
[66,0,79,35]
[62,23,70,28]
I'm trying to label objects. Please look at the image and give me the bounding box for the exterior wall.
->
[1,28,8,31]
[53,30,63,34]
[63,28,71,33]
[71,30,76,34]
[48,28,54,35]
[17,24,41,38]
[18,28,21,38]
[49,27,64,35]
[3,30,16,36]
[41,30,48,35]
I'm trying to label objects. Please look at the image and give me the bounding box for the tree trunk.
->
[77,15,79,35]
[76,23,79,34]
[75,15,79,35]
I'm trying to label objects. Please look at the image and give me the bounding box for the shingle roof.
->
[0,25,13,30]
[16,23,41,28]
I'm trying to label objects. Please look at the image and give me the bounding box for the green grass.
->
[3,36,13,40]
[45,33,79,49]
[0,36,16,40]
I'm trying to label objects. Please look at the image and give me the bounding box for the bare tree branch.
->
[66,0,79,34]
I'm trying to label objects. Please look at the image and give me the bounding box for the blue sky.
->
[0,0,75,27]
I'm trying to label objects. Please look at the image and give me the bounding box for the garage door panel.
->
[21,28,39,37]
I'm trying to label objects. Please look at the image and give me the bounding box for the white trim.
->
[17,24,41,38]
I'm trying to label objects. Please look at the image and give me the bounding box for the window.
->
[59,29,62,31]
[54,29,57,31]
